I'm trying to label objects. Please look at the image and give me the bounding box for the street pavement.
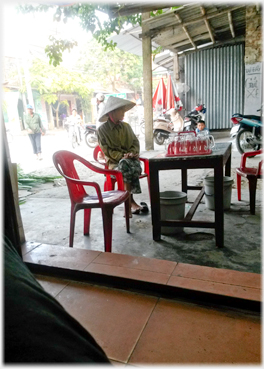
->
[8,127,236,176]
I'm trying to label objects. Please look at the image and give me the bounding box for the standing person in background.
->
[95,93,106,129]
[67,108,83,145]
[135,93,142,106]
[25,104,45,160]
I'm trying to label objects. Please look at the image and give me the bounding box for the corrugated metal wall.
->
[185,44,245,130]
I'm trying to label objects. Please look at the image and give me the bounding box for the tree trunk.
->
[48,105,55,130]
[52,101,61,128]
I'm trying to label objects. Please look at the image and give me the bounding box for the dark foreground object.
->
[4,237,110,363]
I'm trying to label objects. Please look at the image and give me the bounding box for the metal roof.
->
[141,3,246,55]
[108,3,247,71]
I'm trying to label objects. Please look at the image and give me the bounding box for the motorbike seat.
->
[243,115,262,121]
[233,113,261,121]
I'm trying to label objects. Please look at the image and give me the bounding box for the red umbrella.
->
[152,78,167,114]
[166,74,183,111]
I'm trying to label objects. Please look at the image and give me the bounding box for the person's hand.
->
[27,128,33,134]
[131,153,139,159]
[123,152,139,159]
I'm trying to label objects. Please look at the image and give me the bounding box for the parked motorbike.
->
[153,112,174,145]
[230,109,262,154]
[64,120,98,149]
[183,103,206,131]
[84,124,98,148]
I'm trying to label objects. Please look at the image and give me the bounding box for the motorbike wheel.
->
[154,131,165,145]
[72,133,78,149]
[236,128,260,155]
[85,132,98,148]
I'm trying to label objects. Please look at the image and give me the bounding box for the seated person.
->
[4,236,110,363]
[196,120,210,135]
[97,96,146,216]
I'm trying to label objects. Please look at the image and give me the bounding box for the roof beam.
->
[228,11,235,38]
[174,13,196,50]
[154,56,173,66]
[107,3,177,18]
[140,5,245,38]
[178,35,245,56]
[200,6,215,44]
[169,33,212,48]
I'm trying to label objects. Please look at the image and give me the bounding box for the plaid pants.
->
[113,158,142,194]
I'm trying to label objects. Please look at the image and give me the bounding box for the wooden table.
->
[148,142,232,247]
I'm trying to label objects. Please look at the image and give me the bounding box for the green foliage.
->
[45,36,78,67]
[29,59,92,102]
[18,166,62,205]
[17,164,62,189]
[16,3,178,67]
[77,38,143,92]
[152,46,163,61]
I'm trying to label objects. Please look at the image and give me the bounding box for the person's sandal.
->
[140,202,149,213]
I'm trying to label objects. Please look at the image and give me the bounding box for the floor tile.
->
[110,360,126,366]
[35,274,69,297]
[85,263,170,284]
[173,263,261,289]
[56,281,158,363]
[23,244,101,270]
[129,298,261,364]
[167,275,261,301]
[21,241,41,255]
[92,252,177,275]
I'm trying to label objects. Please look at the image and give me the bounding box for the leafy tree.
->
[77,38,143,93]
[17,3,179,66]
[24,59,93,127]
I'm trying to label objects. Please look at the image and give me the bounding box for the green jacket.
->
[97,118,139,168]
[25,113,44,134]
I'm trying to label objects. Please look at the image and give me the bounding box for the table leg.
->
[149,167,161,241]
[182,168,187,193]
[225,149,232,176]
[214,164,224,247]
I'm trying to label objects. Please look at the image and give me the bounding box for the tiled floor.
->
[36,274,261,365]
[23,243,261,302]
[24,242,261,365]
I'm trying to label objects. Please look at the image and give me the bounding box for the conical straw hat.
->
[98,96,136,122]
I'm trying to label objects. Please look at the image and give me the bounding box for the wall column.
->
[142,12,153,150]
[244,5,263,115]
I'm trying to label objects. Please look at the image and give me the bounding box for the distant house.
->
[3,82,80,132]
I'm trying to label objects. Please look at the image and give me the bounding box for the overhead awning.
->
[108,3,247,71]
[140,3,246,55]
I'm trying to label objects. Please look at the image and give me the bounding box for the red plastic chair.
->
[93,145,150,195]
[53,150,130,252]
[236,149,262,215]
